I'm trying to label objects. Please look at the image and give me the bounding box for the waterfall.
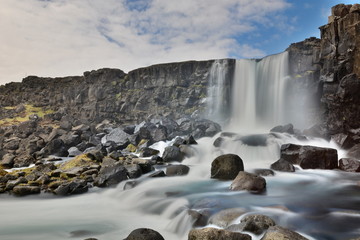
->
[206,59,229,124]
[229,52,290,131]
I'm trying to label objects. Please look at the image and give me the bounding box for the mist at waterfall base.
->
[1,53,360,240]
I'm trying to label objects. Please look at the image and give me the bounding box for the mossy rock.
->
[59,154,94,171]
[126,144,137,153]
[0,166,8,177]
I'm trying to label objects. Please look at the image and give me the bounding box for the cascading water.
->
[206,59,229,124]
[1,54,360,240]
[229,52,290,131]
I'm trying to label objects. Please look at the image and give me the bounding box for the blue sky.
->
[0,0,358,84]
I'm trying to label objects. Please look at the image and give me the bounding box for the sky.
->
[0,0,358,85]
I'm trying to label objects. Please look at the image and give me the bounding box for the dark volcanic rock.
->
[125,228,164,240]
[165,165,190,176]
[270,159,295,172]
[162,146,185,162]
[211,154,244,180]
[280,144,338,169]
[228,214,276,235]
[53,179,88,196]
[12,185,41,196]
[230,171,266,193]
[188,227,251,240]
[94,162,128,187]
[339,158,360,172]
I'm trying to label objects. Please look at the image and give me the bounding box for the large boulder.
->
[94,162,128,187]
[102,128,130,149]
[339,158,360,172]
[188,227,251,240]
[53,179,88,196]
[230,171,266,193]
[12,185,41,196]
[280,144,338,169]
[228,214,276,235]
[211,154,244,180]
[261,226,309,240]
[270,159,295,172]
[166,165,190,176]
[125,228,164,240]
[162,146,185,162]
[208,208,246,228]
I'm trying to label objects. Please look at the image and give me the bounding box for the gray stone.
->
[12,185,41,196]
[165,165,190,176]
[230,171,266,193]
[261,225,309,240]
[94,162,128,187]
[162,146,185,162]
[208,208,246,228]
[270,159,295,172]
[125,228,164,240]
[68,147,83,157]
[339,158,360,172]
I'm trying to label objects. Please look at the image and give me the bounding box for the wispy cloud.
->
[0,0,292,84]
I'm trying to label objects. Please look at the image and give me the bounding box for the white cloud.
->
[0,0,291,84]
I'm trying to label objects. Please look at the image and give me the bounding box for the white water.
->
[207,59,229,123]
[1,54,360,240]
[229,52,290,131]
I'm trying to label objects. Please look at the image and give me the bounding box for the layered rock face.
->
[319,4,360,144]
[0,61,229,125]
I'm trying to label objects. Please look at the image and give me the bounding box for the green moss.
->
[295,74,302,78]
[115,93,122,100]
[0,166,8,177]
[111,81,117,86]
[0,104,55,126]
[59,154,94,171]
[199,93,206,99]
[126,144,137,153]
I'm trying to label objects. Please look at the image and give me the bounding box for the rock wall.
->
[0,60,235,125]
[319,4,360,146]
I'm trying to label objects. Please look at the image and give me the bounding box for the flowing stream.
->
[1,53,360,240]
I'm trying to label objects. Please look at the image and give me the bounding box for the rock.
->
[270,159,295,172]
[211,154,244,180]
[1,153,15,168]
[253,169,275,176]
[125,228,164,240]
[165,165,190,176]
[162,146,185,162]
[280,144,338,169]
[230,171,266,193]
[139,147,160,158]
[331,133,354,149]
[68,147,83,157]
[213,137,224,147]
[228,214,276,235]
[239,134,268,146]
[125,164,142,178]
[42,139,69,157]
[94,162,127,187]
[149,170,166,178]
[12,185,41,196]
[188,227,251,240]
[123,125,136,135]
[16,120,38,138]
[184,135,198,145]
[270,124,294,134]
[208,208,246,228]
[261,226,309,240]
[53,180,88,196]
[339,158,360,172]
[103,128,130,149]
[150,125,168,142]
[131,158,154,174]
[347,144,360,159]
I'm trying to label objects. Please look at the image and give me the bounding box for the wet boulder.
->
[239,134,268,147]
[165,165,190,176]
[53,179,88,196]
[254,169,275,176]
[125,228,164,240]
[261,226,309,240]
[230,171,266,193]
[228,214,276,235]
[339,158,360,172]
[270,159,295,172]
[94,162,128,187]
[162,146,185,162]
[102,128,130,149]
[139,147,160,158]
[280,144,338,169]
[208,208,246,228]
[270,123,294,134]
[12,185,41,196]
[188,227,251,240]
[211,154,244,180]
